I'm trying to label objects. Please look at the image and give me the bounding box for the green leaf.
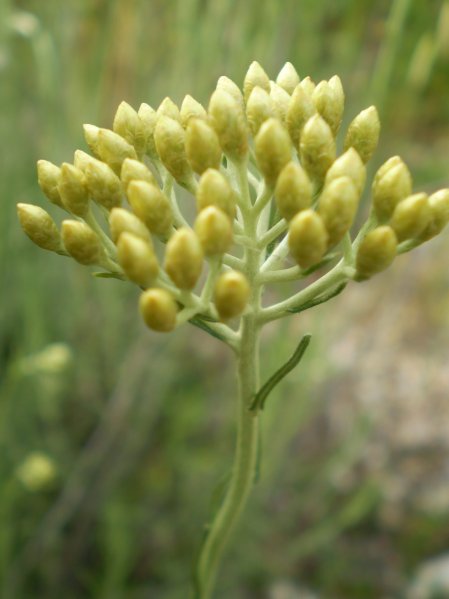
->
[92,271,124,280]
[287,282,347,314]
[189,316,226,342]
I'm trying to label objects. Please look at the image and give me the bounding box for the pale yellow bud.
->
[299,76,316,97]
[180,95,208,127]
[113,101,139,146]
[312,80,344,135]
[420,189,449,240]
[96,128,138,174]
[243,61,271,102]
[157,97,181,122]
[255,118,292,187]
[154,116,193,186]
[109,207,152,243]
[214,270,250,320]
[185,118,222,174]
[117,232,158,287]
[372,162,412,221]
[61,220,104,265]
[318,176,358,247]
[196,169,236,220]
[164,227,203,290]
[300,115,336,181]
[288,209,329,268]
[138,103,158,158]
[246,87,274,136]
[139,288,177,332]
[17,203,63,253]
[208,89,248,160]
[355,226,397,279]
[84,159,123,210]
[276,62,300,95]
[73,150,96,173]
[344,106,380,163]
[83,124,100,157]
[120,158,157,192]
[194,206,233,255]
[286,84,316,148]
[58,163,89,216]
[390,192,431,241]
[325,148,366,196]
[127,181,173,237]
[373,156,404,187]
[269,81,291,123]
[37,160,63,207]
[328,75,345,109]
[216,76,244,106]
[275,161,312,221]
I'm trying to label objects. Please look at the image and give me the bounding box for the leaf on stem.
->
[287,282,347,314]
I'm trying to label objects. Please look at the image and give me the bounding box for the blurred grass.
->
[1,0,449,597]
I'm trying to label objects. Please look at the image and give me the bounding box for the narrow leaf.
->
[287,282,347,314]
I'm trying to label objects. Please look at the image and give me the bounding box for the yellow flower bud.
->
[139,288,177,332]
[185,118,222,174]
[83,124,100,157]
[299,76,316,97]
[325,148,366,196]
[117,232,159,287]
[318,176,358,247]
[288,209,329,268]
[344,106,380,163]
[275,161,312,221]
[120,158,157,192]
[73,150,96,173]
[164,227,203,290]
[286,85,316,148]
[269,81,291,123]
[214,270,250,320]
[420,189,449,240]
[208,89,248,160]
[180,95,208,127]
[255,118,292,187]
[84,159,123,210]
[276,62,300,95]
[58,163,89,216]
[109,207,152,243]
[243,61,271,102]
[373,156,404,187]
[328,75,345,110]
[96,128,138,174]
[372,162,412,221]
[156,97,181,122]
[194,206,233,255]
[312,79,344,135]
[154,116,193,185]
[390,192,431,241]
[355,226,397,279]
[127,181,173,237]
[37,160,63,207]
[300,115,336,181]
[61,220,104,265]
[138,103,158,158]
[17,203,63,253]
[216,76,244,106]
[196,169,236,220]
[113,101,139,147]
[246,87,274,136]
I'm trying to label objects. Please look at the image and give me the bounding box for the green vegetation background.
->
[1,0,449,597]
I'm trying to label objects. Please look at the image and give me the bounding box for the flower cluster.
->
[18,61,449,336]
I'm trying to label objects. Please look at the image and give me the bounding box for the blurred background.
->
[1,0,449,597]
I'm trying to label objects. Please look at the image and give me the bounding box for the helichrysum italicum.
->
[18,61,449,599]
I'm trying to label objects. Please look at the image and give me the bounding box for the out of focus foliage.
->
[1,1,449,597]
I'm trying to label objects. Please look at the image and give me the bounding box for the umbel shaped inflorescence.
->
[19,61,449,341]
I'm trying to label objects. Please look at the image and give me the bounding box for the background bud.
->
[243,61,270,102]
[208,89,248,160]
[17,203,63,253]
[255,118,292,187]
[300,115,336,181]
[97,129,138,174]
[275,162,312,221]
[84,160,123,210]
[318,176,358,247]
[185,118,222,174]
[276,62,300,94]
[420,189,449,240]
[214,271,250,320]
[288,209,329,268]
[58,163,89,216]
[139,288,177,332]
[372,162,412,221]
[127,181,173,237]
[37,160,63,207]
[344,106,380,163]
[164,227,203,290]
[286,85,316,148]
[109,208,152,243]
[61,220,104,265]
[194,206,233,255]
[196,169,236,220]
[390,193,430,241]
[355,226,397,279]
[154,116,193,185]
[117,232,159,287]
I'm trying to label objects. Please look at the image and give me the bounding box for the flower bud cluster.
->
[20,61,449,334]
